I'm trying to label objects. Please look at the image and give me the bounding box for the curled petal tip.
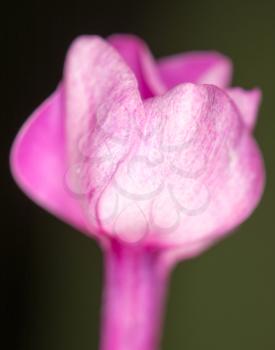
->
[227,87,262,130]
[158,51,233,89]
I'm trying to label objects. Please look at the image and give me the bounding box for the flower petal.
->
[10,87,88,233]
[227,87,262,130]
[63,36,145,233]
[142,83,264,248]
[108,34,166,98]
[158,51,232,89]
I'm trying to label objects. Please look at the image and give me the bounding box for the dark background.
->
[2,0,275,349]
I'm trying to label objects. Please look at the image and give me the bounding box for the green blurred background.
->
[3,0,275,349]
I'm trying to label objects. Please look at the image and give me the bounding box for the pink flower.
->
[10,34,265,350]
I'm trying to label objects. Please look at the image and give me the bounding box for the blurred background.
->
[2,0,275,349]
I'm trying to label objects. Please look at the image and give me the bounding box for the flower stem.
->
[99,240,171,350]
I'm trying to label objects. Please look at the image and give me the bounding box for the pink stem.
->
[99,240,171,350]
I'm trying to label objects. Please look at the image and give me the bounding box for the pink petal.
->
[158,52,232,89]
[108,34,166,98]
[63,36,145,233]
[10,87,88,233]
[102,83,263,248]
[227,87,262,130]
[145,83,264,248]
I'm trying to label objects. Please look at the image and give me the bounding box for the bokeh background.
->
[2,0,275,349]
